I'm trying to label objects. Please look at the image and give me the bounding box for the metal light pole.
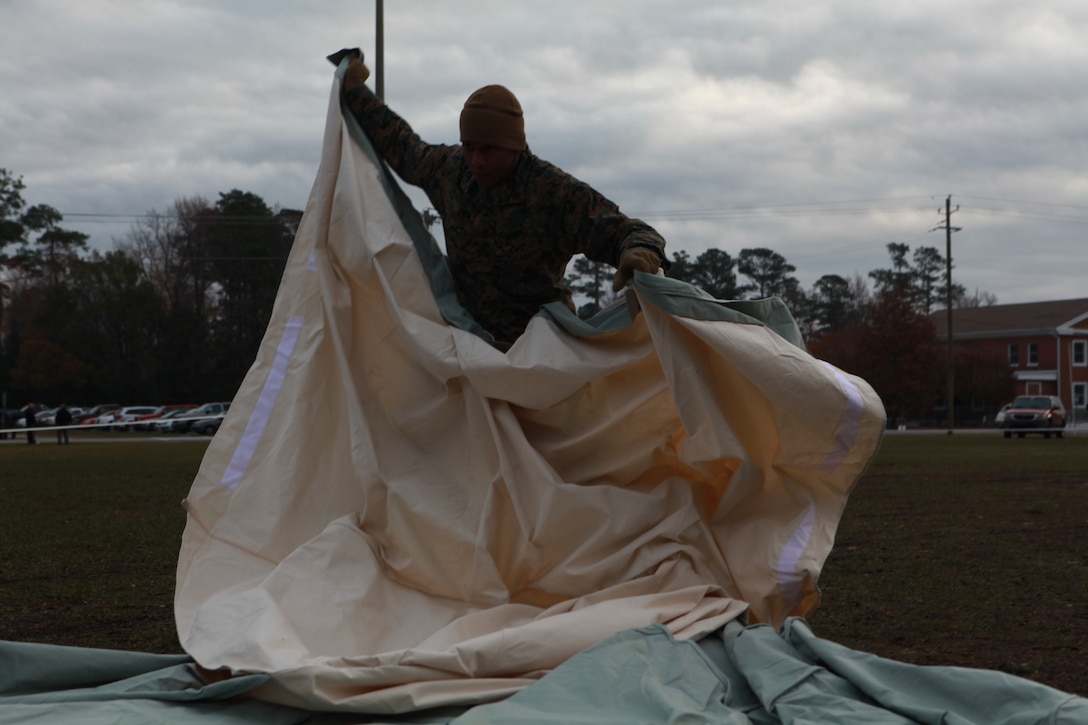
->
[375,0,384,100]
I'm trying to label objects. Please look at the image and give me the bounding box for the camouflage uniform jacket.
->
[345,85,667,344]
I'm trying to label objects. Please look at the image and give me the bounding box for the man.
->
[24,403,36,445]
[54,404,72,445]
[338,51,667,346]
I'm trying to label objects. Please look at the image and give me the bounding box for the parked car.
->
[15,405,54,428]
[132,404,197,431]
[109,406,160,431]
[151,408,198,433]
[999,395,1067,438]
[90,410,124,428]
[191,408,231,436]
[170,402,231,434]
[0,409,23,435]
[993,403,1011,426]
[75,404,121,425]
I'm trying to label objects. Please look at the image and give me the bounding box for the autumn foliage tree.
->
[1,171,298,405]
[808,290,943,424]
[948,346,1016,411]
[8,338,91,402]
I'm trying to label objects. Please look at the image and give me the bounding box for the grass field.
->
[1,431,1085,696]
[811,433,1088,697]
[0,437,198,654]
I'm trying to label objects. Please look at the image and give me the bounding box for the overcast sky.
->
[3,0,1086,305]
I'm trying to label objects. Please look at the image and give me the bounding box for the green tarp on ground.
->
[3,619,1086,723]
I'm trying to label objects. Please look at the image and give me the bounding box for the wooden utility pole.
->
[942,195,961,435]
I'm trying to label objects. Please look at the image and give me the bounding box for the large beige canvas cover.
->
[174,70,886,715]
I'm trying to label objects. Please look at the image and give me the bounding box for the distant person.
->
[54,404,72,445]
[24,403,37,445]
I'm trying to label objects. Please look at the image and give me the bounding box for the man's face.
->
[462,142,521,186]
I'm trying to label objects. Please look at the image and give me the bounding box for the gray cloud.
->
[2,0,1086,303]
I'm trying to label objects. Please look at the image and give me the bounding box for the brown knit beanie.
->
[459,85,526,151]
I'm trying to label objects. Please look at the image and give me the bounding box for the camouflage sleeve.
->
[558,174,668,269]
[343,85,455,193]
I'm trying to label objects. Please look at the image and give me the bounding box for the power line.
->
[58,213,298,227]
[48,194,1088,226]
[958,194,1088,211]
[637,195,936,222]
[960,207,1088,225]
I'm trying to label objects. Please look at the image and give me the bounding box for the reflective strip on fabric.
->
[776,501,817,610]
[819,363,866,474]
[221,315,305,490]
[777,365,866,608]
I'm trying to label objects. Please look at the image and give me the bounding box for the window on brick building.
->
[1074,340,1087,367]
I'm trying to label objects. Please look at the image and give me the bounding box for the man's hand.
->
[327,48,370,92]
[612,248,662,292]
[344,53,370,92]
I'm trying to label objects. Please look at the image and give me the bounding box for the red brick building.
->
[932,297,1088,423]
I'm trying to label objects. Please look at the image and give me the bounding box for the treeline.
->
[2,168,1012,421]
[566,240,1011,422]
[568,243,994,340]
[1,169,297,408]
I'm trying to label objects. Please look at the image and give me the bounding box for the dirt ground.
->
[809,460,1088,698]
